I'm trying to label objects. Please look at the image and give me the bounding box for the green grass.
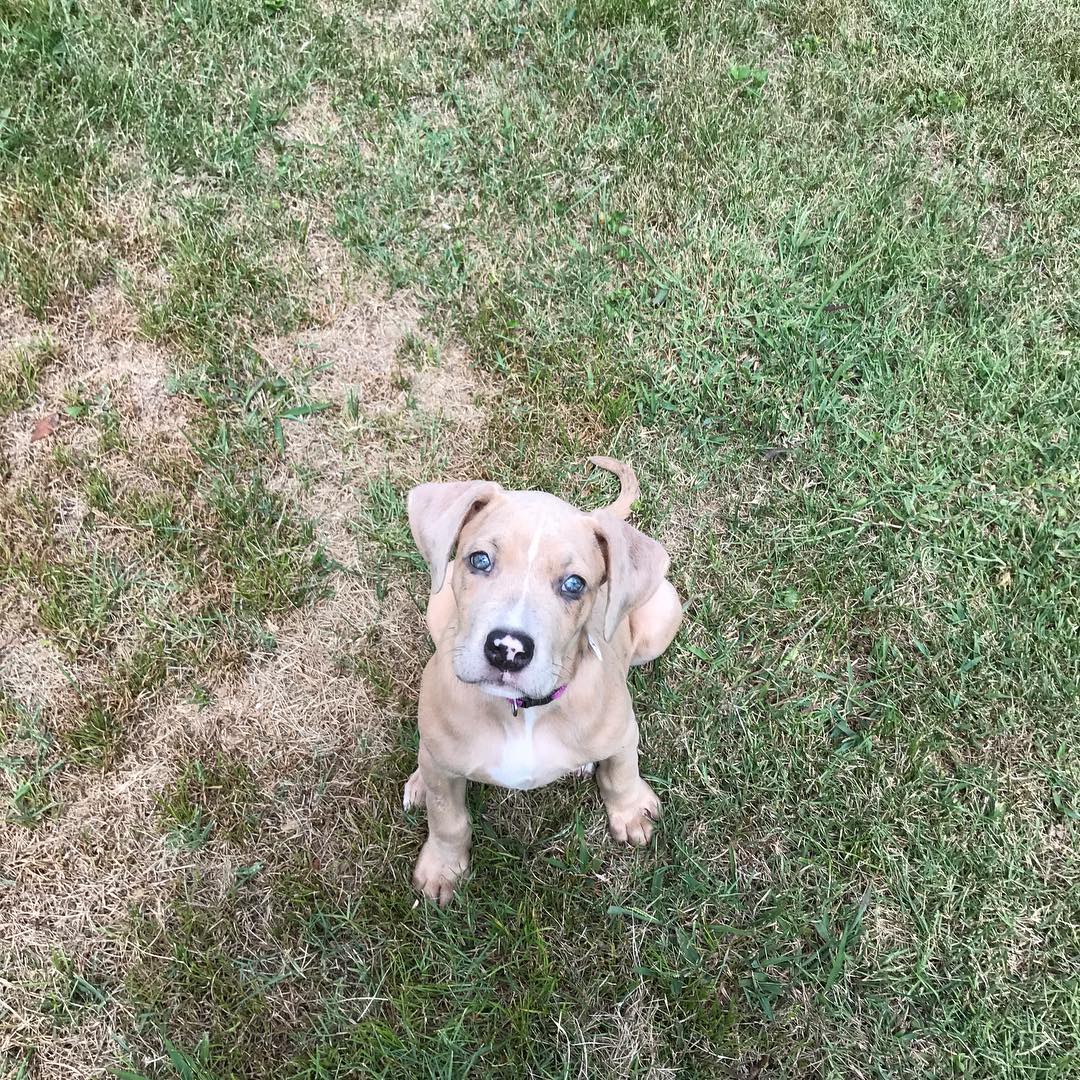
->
[0,698,60,826]
[0,337,58,417]
[2,0,1079,1077]
[158,749,261,847]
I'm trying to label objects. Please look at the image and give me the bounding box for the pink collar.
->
[509,684,567,716]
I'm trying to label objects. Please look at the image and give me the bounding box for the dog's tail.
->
[589,456,640,520]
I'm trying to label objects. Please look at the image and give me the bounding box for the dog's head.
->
[407,459,669,701]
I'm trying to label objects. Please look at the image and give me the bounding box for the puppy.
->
[404,457,682,904]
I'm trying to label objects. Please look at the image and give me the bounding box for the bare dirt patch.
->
[277,86,342,148]
[0,286,193,495]
[261,287,492,561]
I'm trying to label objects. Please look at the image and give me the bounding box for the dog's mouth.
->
[477,681,527,700]
[472,672,526,693]
[460,673,559,701]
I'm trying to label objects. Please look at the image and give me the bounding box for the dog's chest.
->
[484,713,578,791]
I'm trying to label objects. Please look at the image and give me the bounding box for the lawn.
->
[1,0,1078,1076]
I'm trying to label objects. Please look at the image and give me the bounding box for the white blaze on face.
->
[507,515,548,626]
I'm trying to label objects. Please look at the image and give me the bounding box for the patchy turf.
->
[1,0,1078,1077]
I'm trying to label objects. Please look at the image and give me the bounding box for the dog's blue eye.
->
[468,551,492,572]
[561,574,586,596]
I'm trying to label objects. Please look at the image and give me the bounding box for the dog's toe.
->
[412,841,467,906]
[606,784,661,846]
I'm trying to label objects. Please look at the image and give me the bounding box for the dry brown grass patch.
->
[0,258,503,1074]
[0,570,400,1076]
[1,286,193,495]
[261,286,493,560]
[0,748,180,1073]
[278,86,342,148]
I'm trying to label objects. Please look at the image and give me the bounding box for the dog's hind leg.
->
[628,578,682,666]
[403,767,427,811]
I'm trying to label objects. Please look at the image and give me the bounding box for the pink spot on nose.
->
[493,634,525,660]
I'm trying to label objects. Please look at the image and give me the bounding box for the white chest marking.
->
[489,713,554,790]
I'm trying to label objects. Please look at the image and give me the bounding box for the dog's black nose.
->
[484,628,535,672]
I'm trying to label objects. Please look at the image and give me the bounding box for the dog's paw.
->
[403,769,427,811]
[606,783,661,846]
[412,841,468,907]
[571,761,596,780]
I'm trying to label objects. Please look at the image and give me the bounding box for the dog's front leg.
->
[596,739,660,846]
[411,746,471,906]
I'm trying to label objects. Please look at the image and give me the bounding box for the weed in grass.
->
[158,750,261,849]
[199,471,329,616]
[0,338,58,416]
[356,473,415,567]
[38,951,110,1025]
[34,552,135,656]
[116,1035,222,1080]
[81,467,115,513]
[61,702,123,769]
[0,697,61,826]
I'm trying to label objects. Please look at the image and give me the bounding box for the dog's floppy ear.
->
[407,480,503,592]
[592,509,670,641]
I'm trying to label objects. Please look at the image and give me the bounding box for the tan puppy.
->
[404,457,682,904]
